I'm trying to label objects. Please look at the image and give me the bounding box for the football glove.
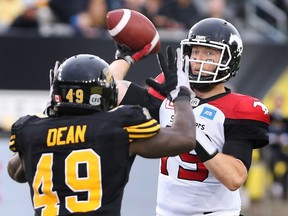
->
[146,46,195,102]
[195,129,219,162]
[115,43,152,65]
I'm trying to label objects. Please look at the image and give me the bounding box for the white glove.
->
[169,48,195,102]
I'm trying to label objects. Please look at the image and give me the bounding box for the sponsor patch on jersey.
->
[200,107,216,120]
[89,94,101,105]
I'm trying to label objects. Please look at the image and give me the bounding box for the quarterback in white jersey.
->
[109,17,270,216]
[151,18,270,216]
[156,91,269,215]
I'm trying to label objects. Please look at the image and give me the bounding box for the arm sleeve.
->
[121,83,163,121]
[223,139,253,171]
[223,119,269,170]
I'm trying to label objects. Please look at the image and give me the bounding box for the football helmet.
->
[180,18,243,89]
[51,54,118,115]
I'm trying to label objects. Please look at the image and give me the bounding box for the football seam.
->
[149,31,160,53]
[108,9,131,36]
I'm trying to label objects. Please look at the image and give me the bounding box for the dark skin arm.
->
[130,47,196,157]
[129,96,196,158]
[7,152,27,183]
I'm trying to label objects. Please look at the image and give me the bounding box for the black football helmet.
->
[180,18,243,90]
[51,54,118,115]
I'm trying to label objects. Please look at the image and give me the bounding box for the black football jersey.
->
[9,105,159,216]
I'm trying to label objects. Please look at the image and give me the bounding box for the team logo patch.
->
[253,101,269,115]
[89,94,101,105]
[200,107,216,120]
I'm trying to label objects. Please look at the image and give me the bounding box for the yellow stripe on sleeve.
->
[9,134,17,152]
[124,119,160,140]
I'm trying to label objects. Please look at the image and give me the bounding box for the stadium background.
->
[1,31,288,216]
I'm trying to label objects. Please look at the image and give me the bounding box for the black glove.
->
[115,43,152,65]
[146,46,177,98]
[146,46,194,102]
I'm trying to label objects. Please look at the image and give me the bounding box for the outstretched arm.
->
[130,47,196,157]
[109,59,131,81]
[109,59,131,104]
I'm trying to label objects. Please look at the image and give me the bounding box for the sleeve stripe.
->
[10,146,16,152]
[9,134,17,152]
[126,119,158,129]
[127,123,160,134]
[125,119,160,140]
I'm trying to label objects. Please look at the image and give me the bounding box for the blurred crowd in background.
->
[1,0,288,214]
[0,0,288,42]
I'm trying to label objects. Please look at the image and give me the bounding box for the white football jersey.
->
[156,92,270,216]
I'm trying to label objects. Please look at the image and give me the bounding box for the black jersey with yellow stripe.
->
[9,104,159,216]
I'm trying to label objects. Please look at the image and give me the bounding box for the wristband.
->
[195,141,218,162]
[195,130,218,162]
[123,56,135,65]
[172,87,191,102]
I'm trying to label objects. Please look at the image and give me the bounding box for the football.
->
[106,9,161,54]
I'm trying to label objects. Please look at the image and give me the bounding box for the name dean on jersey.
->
[46,125,87,147]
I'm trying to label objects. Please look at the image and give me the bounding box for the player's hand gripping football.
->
[146,46,195,102]
[115,43,152,65]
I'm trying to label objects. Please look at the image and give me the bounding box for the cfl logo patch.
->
[90,94,101,106]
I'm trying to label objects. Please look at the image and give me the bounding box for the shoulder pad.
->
[215,93,270,124]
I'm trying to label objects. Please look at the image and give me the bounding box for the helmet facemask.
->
[181,39,232,88]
